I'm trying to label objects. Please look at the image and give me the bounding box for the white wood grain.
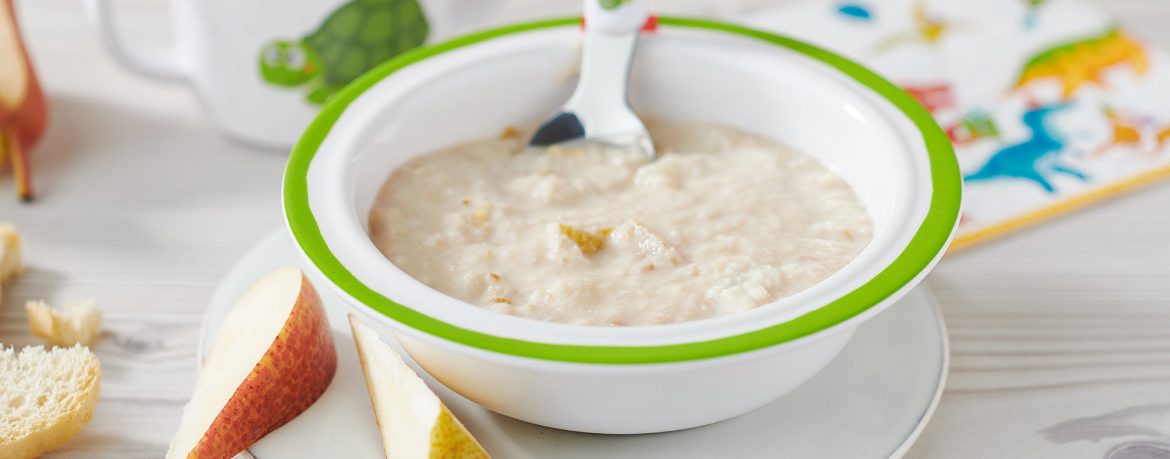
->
[1,0,1168,458]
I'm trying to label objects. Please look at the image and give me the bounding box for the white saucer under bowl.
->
[199,229,949,459]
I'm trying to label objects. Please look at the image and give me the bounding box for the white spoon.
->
[528,0,656,160]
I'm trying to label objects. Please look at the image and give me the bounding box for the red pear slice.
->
[167,266,337,459]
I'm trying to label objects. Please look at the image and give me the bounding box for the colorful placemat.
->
[743,0,1170,252]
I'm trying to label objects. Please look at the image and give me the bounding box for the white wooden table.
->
[2,1,1169,458]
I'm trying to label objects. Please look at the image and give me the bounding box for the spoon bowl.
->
[529,0,656,160]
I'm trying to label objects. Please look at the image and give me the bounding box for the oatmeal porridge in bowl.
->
[285,18,960,434]
[369,120,874,326]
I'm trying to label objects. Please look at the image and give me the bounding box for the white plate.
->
[200,229,949,459]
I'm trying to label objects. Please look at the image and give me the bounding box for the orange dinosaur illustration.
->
[1014,28,1148,100]
[1096,108,1143,154]
[0,0,47,201]
[1096,107,1170,155]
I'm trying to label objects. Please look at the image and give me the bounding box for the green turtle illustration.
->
[259,0,429,105]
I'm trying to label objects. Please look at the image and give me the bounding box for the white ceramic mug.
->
[84,0,466,149]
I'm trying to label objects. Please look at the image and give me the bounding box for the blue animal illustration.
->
[837,3,873,21]
[964,103,1088,193]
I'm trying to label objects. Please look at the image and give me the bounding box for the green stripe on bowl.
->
[284,17,961,364]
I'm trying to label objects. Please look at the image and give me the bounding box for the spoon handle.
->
[528,0,655,157]
[583,0,648,35]
[565,0,643,128]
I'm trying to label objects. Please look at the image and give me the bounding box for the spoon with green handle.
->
[528,0,656,160]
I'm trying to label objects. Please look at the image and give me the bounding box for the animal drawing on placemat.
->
[903,84,957,114]
[258,0,429,105]
[873,1,960,53]
[836,2,874,21]
[1096,107,1170,155]
[1014,28,1148,100]
[947,110,1001,145]
[1097,107,1144,154]
[965,102,1087,193]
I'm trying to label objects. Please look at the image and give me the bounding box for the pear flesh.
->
[349,314,491,459]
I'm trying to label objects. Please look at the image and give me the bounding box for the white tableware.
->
[283,17,961,433]
[201,229,949,459]
[529,0,656,158]
[83,0,461,148]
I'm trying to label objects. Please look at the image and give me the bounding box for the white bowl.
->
[283,17,961,434]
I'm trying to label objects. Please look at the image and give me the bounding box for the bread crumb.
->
[27,299,104,347]
[0,222,24,283]
[490,298,513,304]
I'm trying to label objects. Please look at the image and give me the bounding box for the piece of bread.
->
[26,299,104,347]
[0,345,102,459]
[0,222,23,282]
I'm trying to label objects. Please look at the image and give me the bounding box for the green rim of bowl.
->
[284,16,960,364]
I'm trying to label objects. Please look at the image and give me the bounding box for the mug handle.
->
[82,0,188,84]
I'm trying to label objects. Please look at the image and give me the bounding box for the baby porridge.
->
[368,120,873,326]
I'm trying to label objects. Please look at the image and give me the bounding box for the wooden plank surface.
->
[1,0,1168,458]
